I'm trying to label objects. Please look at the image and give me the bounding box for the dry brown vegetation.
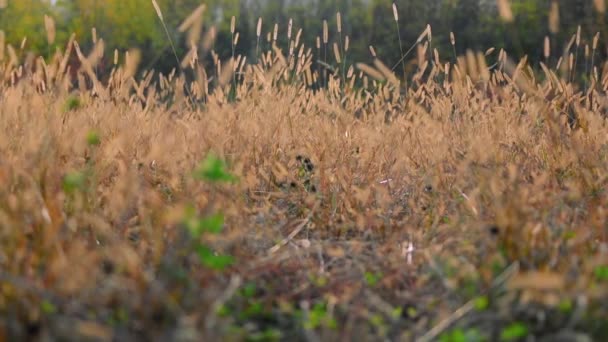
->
[1,6,608,342]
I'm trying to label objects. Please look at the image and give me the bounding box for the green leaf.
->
[500,322,528,341]
[443,329,466,342]
[491,259,506,277]
[246,328,282,342]
[364,271,382,287]
[450,329,467,342]
[390,307,403,319]
[558,298,572,313]
[311,274,328,287]
[194,153,238,183]
[185,212,224,237]
[370,314,384,327]
[594,265,608,281]
[41,300,56,314]
[244,301,263,317]
[63,96,81,112]
[199,213,224,234]
[216,304,231,317]
[305,303,327,330]
[86,130,101,146]
[325,317,338,329]
[563,231,576,240]
[406,306,418,319]
[241,282,257,298]
[440,328,484,342]
[62,171,86,194]
[196,244,234,270]
[474,296,489,311]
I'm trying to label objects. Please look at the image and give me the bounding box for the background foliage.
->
[2,0,608,76]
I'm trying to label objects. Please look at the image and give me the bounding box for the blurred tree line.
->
[1,0,607,77]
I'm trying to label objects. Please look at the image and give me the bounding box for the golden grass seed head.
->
[0,31,4,61]
[544,36,550,59]
[477,52,490,81]
[202,26,217,51]
[556,56,563,69]
[593,32,600,50]
[44,15,56,45]
[297,44,304,59]
[323,20,328,44]
[179,4,206,32]
[594,0,606,13]
[549,1,559,33]
[357,63,384,81]
[416,26,430,43]
[566,34,576,52]
[498,0,514,23]
[450,32,455,46]
[295,28,302,48]
[151,0,163,20]
[333,43,341,63]
[374,59,399,87]
[336,12,342,33]
[594,66,599,80]
[498,49,506,63]
[234,55,241,71]
[392,3,399,21]
[230,16,236,34]
[256,17,262,38]
[124,49,141,79]
[417,43,427,67]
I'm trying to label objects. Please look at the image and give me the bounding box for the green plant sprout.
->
[185,153,238,270]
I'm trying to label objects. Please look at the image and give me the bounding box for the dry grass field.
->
[1,5,608,341]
